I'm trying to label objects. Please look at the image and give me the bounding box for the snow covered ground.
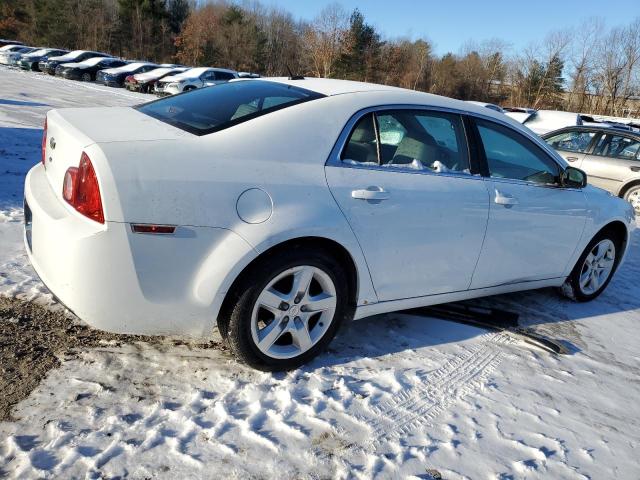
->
[1,67,640,479]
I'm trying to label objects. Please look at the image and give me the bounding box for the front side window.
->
[136,80,324,135]
[341,109,470,174]
[545,130,596,153]
[593,134,640,159]
[476,119,560,185]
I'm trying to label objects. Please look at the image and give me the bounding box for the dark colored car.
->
[58,57,127,81]
[42,50,110,75]
[96,62,157,87]
[19,48,68,71]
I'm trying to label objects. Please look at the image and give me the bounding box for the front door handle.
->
[566,156,579,162]
[630,166,640,172]
[351,186,390,201]
[494,189,518,206]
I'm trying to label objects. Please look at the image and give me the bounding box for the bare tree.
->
[302,3,348,77]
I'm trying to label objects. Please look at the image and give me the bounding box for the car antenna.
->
[286,65,304,80]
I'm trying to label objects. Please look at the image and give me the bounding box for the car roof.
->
[257,77,513,115]
[542,125,640,138]
[259,77,404,96]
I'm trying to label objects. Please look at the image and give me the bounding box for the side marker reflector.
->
[131,224,176,234]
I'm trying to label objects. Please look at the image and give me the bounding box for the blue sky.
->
[261,0,639,54]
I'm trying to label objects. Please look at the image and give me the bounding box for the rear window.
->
[136,80,324,135]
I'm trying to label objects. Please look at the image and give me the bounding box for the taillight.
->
[41,117,47,166]
[125,75,136,83]
[62,152,104,224]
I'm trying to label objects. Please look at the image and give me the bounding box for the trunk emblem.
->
[49,137,56,150]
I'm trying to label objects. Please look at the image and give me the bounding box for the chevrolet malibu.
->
[25,78,636,370]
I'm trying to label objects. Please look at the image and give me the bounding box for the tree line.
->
[2,0,640,117]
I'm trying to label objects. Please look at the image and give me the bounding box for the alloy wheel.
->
[250,265,337,360]
[625,188,640,215]
[578,239,616,295]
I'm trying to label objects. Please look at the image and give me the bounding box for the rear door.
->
[325,108,490,301]
[542,128,597,166]
[579,133,640,194]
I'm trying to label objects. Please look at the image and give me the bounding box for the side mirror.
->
[561,166,587,188]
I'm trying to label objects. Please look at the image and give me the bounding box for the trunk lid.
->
[43,107,190,205]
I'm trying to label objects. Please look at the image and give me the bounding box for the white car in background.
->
[26,78,635,370]
[518,110,583,135]
[155,67,238,95]
[0,46,36,65]
[503,107,537,123]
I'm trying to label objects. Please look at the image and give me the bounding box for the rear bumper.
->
[24,163,254,338]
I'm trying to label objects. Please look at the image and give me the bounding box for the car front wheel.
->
[220,248,351,370]
[561,230,622,301]
[82,72,92,82]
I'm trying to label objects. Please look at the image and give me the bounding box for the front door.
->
[470,118,589,289]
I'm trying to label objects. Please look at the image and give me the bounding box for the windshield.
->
[79,56,110,66]
[137,80,324,135]
[55,50,85,60]
[27,49,48,56]
[169,68,208,80]
[142,67,173,77]
[118,62,151,72]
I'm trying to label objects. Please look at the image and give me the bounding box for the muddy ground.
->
[0,297,223,421]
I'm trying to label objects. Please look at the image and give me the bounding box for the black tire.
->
[561,229,623,302]
[219,247,352,371]
[623,184,640,215]
[81,72,92,82]
[183,86,195,92]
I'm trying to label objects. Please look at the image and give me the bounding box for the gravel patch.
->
[0,296,222,421]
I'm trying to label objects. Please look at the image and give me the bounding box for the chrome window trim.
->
[326,104,572,187]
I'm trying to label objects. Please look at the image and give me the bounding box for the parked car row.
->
[1,43,257,95]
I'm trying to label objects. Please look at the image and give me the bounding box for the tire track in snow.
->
[352,331,515,444]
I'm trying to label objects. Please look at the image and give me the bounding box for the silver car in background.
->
[543,126,640,213]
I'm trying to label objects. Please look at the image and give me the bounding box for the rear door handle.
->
[494,189,518,206]
[566,156,579,162]
[630,166,640,172]
[351,186,390,201]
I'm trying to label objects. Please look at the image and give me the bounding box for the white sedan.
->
[25,78,635,370]
[155,67,238,95]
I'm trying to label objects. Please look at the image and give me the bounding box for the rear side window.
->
[341,109,470,174]
[215,71,236,81]
[593,134,640,159]
[137,80,324,135]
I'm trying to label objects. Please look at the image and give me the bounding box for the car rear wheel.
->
[561,230,622,302]
[220,247,350,371]
[623,185,640,215]
[81,72,92,82]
